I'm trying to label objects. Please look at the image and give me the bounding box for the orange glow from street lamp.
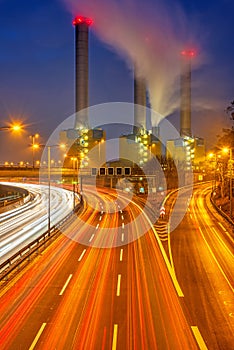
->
[222,147,229,154]
[208,153,214,158]
[59,143,66,150]
[10,123,23,132]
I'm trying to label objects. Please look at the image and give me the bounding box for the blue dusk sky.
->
[0,0,233,162]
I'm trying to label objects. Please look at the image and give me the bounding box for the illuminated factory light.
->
[181,49,195,57]
[73,16,93,26]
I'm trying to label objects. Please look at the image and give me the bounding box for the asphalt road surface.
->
[0,183,233,349]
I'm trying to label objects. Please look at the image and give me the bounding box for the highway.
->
[159,183,234,350]
[0,183,233,349]
[0,185,198,349]
[0,182,75,263]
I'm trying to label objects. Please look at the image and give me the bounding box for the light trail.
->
[0,185,199,349]
[0,182,76,263]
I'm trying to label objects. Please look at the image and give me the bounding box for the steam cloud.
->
[62,0,204,125]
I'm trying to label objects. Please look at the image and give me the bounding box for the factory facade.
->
[61,16,205,175]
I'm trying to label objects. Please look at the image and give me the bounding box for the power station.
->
[61,16,106,171]
[119,68,162,170]
[73,16,92,129]
[134,73,147,135]
[180,50,193,138]
[166,50,205,169]
[61,15,205,175]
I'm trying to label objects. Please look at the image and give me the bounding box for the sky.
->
[0,0,233,163]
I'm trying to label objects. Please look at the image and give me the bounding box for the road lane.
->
[0,186,198,349]
[0,182,76,263]
[166,184,234,350]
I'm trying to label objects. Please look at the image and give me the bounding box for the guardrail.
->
[0,194,21,206]
[210,193,234,226]
[0,197,84,283]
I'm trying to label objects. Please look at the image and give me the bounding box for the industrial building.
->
[61,16,106,171]
[60,16,204,175]
[118,71,162,170]
[166,50,206,169]
[166,137,205,169]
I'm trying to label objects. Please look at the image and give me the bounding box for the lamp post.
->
[30,134,39,169]
[47,143,66,235]
[71,157,78,210]
[229,148,233,218]
[222,147,233,218]
[208,153,216,193]
[48,146,51,234]
[0,124,23,132]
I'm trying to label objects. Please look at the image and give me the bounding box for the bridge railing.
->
[0,194,22,206]
[210,193,234,226]
[0,198,83,283]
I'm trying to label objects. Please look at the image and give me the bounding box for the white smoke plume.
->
[62,0,205,125]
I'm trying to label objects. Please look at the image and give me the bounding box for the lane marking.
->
[191,326,208,350]
[218,222,226,232]
[101,327,107,350]
[120,210,122,214]
[198,227,234,293]
[99,216,102,221]
[217,222,234,244]
[122,223,124,229]
[116,274,121,296]
[112,324,118,350]
[121,215,124,220]
[211,227,233,256]
[59,274,73,296]
[89,234,95,242]
[96,223,100,229]
[159,193,183,297]
[132,199,184,297]
[167,223,175,272]
[120,249,123,261]
[29,323,46,350]
[78,249,86,262]
[121,233,124,242]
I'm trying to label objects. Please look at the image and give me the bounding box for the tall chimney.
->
[73,16,93,130]
[180,50,194,138]
[134,71,147,135]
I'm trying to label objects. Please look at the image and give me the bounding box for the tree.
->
[226,100,234,120]
[214,104,234,200]
[216,128,234,149]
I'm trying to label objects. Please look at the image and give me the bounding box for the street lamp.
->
[30,134,40,169]
[0,123,23,132]
[222,147,233,218]
[47,143,66,235]
[230,149,233,218]
[208,152,217,193]
[71,157,78,209]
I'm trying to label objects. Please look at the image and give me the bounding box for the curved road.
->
[0,185,198,349]
[0,182,75,263]
[161,183,234,349]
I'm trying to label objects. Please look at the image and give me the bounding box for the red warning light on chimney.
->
[73,16,93,26]
[181,50,196,57]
